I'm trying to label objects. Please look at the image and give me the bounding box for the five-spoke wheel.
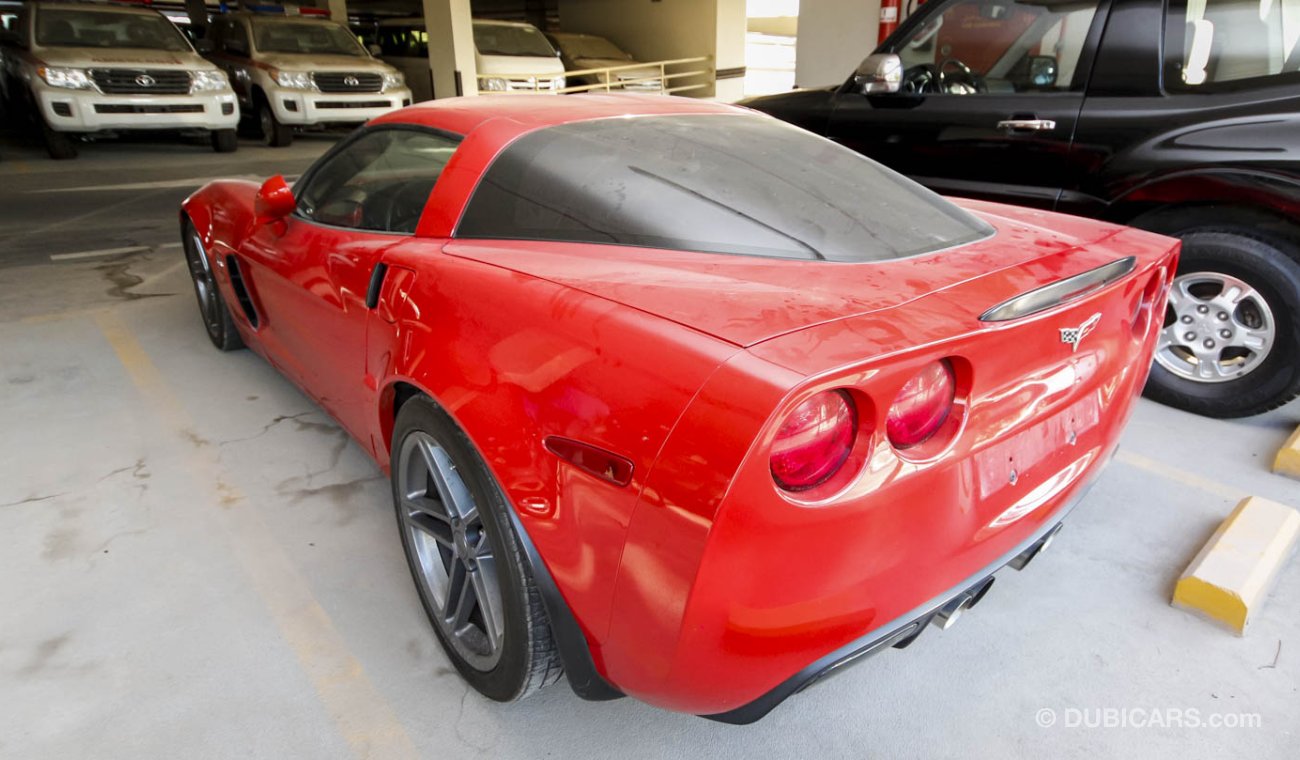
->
[397,431,506,671]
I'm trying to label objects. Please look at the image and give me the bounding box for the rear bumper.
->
[37,88,238,132]
[701,480,1091,724]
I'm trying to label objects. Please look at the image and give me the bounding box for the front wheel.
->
[1144,230,1300,417]
[210,128,238,153]
[257,98,292,147]
[182,218,244,351]
[40,114,77,160]
[391,396,563,701]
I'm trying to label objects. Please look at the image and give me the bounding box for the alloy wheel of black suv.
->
[743,0,1300,417]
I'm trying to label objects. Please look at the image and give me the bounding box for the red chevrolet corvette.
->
[181,95,1177,722]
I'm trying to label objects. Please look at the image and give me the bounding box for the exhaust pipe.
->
[1009,524,1063,571]
[929,577,996,631]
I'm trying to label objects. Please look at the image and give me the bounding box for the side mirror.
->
[852,53,902,95]
[367,43,382,57]
[1028,55,1058,88]
[195,38,215,54]
[255,175,296,224]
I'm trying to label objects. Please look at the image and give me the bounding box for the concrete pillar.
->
[422,0,478,98]
[795,0,880,89]
[712,0,746,102]
[326,0,348,23]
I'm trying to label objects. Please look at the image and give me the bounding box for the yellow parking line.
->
[94,310,418,760]
[1115,449,1245,502]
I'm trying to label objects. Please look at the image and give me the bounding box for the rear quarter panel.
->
[372,243,739,653]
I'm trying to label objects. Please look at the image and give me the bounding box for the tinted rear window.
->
[456,114,992,261]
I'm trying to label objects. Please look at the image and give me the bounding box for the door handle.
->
[997,119,1056,131]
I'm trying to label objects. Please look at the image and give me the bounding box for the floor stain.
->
[18,634,70,677]
[42,527,78,561]
[0,492,66,508]
[278,475,382,525]
[216,480,241,509]
[95,254,173,301]
[182,429,210,448]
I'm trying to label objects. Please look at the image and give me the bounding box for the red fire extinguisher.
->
[879,0,927,45]
[878,0,902,44]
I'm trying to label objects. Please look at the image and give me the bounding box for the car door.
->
[825,0,1108,209]
[237,126,461,441]
[209,17,253,108]
[1065,0,1300,216]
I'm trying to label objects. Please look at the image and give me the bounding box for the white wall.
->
[795,0,880,88]
[557,0,747,100]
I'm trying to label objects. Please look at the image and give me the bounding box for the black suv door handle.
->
[997,118,1056,132]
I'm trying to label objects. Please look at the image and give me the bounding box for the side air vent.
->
[980,256,1136,322]
[225,255,260,328]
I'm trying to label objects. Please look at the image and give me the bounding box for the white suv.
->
[4,1,238,159]
[205,12,411,147]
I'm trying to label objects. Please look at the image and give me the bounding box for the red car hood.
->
[443,200,1137,347]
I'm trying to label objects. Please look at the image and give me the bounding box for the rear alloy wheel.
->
[182,219,244,351]
[392,396,562,701]
[257,98,292,147]
[210,128,238,153]
[1144,231,1300,417]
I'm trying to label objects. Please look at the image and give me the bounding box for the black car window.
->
[296,128,462,234]
[892,0,1100,94]
[457,114,992,262]
[1167,0,1300,89]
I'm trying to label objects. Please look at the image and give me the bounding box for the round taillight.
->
[887,360,956,449]
[770,390,857,492]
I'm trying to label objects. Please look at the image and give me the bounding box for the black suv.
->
[745,0,1300,418]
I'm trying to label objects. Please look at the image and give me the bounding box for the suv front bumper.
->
[269,88,412,126]
[37,88,239,132]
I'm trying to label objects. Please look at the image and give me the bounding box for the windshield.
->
[36,9,191,51]
[556,35,631,60]
[253,20,364,56]
[473,23,555,57]
[458,114,993,261]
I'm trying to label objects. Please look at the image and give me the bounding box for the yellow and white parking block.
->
[1273,426,1300,480]
[1172,496,1300,635]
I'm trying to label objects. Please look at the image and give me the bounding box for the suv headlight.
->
[38,66,92,90]
[551,76,566,91]
[191,70,229,93]
[274,70,314,90]
[482,76,508,92]
[382,71,404,91]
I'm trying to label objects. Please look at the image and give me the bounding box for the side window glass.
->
[224,21,249,56]
[1169,0,1300,88]
[893,0,1098,94]
[296,129,461,234]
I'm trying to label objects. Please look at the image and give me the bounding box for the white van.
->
[472,19,564,94]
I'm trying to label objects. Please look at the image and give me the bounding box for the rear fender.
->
[370,246,735,696]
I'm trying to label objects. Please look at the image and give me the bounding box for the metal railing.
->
[477,56,712,96]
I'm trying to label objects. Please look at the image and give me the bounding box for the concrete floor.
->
[1,134,1298,760]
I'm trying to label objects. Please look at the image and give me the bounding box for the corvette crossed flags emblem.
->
[1059,312,1102,353]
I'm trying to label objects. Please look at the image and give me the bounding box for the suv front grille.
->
[313,72,383,94]
[90,68,192,95]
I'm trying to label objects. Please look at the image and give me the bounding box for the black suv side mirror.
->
[195,38,215,54]
[852,53,902,95]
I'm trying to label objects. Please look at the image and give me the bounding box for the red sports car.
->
[181,95,1177,722]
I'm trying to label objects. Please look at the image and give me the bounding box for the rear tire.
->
[210,128,238,153]
[257,96,292,147]
[391,396,563,701]
[1143,229,1300,417]
[182,218,245,352]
